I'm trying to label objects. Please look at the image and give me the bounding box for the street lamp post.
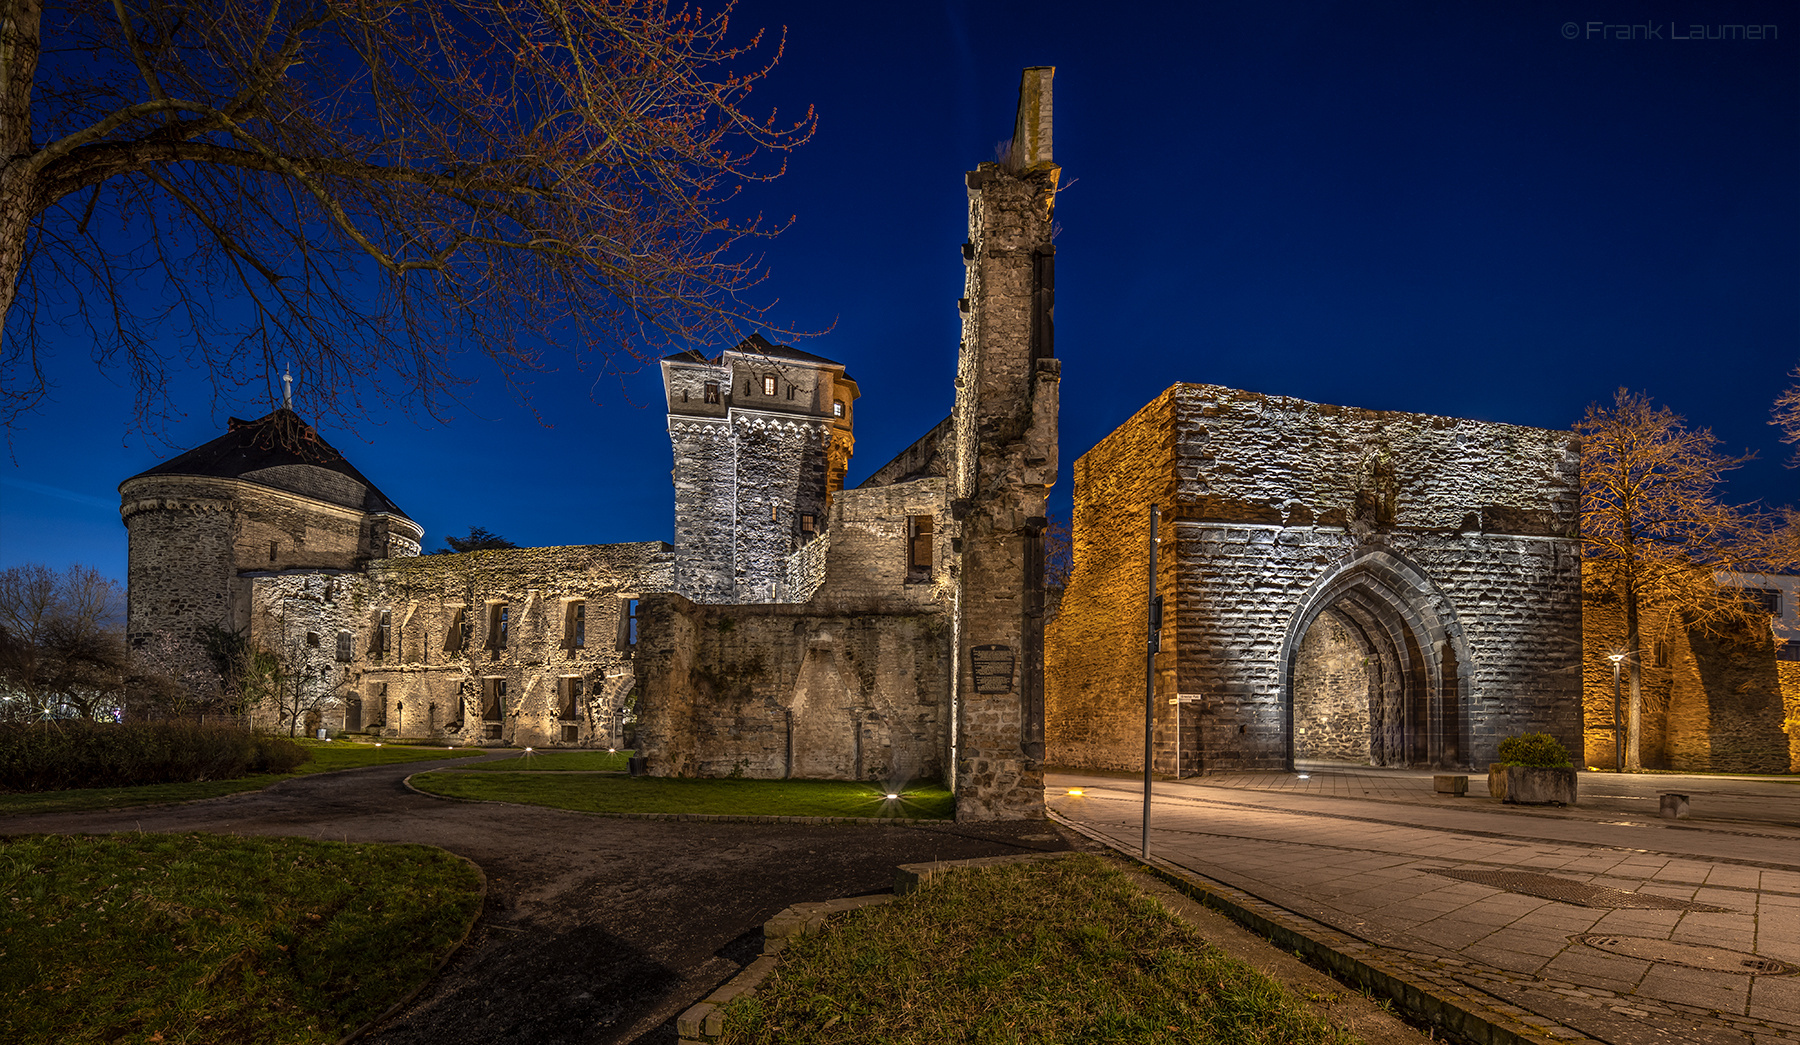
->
[1608,653,1626,773]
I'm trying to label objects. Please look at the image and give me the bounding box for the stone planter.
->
[1488,763,1577,806]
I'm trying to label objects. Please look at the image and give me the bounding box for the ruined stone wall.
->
[1045,391,1178,772]
[1049,383,1583,775]
[1581,590,1792,773]
[246,543,672,746]
[812,478,951,609]
[949,119,1061,819]
[634,593,949,782]
[861,415,955,488]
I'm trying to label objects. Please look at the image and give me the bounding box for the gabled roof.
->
[123,408,411,519]
[662,334,844,369]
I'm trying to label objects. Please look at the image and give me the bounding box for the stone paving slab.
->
[1049,769,1800,1045]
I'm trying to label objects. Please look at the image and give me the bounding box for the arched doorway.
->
[1278,549,1471,770]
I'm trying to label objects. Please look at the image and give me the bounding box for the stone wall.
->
[245,542,672,745]
[861,415,955,487]
[1049,384,1584,775]
[812,478,951,608]
[634,593,949,782]
[946,67,1061,820]
[1581,590,1794,773]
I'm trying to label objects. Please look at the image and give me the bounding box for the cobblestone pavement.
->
[1049,767,1800,1045]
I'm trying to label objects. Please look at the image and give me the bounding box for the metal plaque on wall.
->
[971,644,1015,693]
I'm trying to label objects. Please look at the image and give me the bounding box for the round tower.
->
[119,409,423,657]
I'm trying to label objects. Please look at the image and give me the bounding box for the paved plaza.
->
[1048,766,1800,1045]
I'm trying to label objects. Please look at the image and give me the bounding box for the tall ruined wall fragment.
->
[950,66,1061,820]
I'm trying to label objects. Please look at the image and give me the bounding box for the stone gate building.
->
[1046,384,1586,775]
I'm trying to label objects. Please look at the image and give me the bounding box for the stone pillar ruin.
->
[950,67,1061,820]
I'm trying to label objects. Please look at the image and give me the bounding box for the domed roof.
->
[122,409,411,519]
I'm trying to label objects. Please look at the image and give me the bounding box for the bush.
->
[0,722,313,793]
[1496,732,1571,769]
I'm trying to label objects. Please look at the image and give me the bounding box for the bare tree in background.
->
[1576,388,1794,771]
[0,562,129,719]
[1775,366,1800,468]
[0,0,815,437]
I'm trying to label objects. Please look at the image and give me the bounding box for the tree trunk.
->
[1623,577,1643,772]
[0,0,42,338]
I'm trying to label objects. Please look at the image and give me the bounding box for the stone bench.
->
[1433,774,1468,796]
[1660,792,1690,820]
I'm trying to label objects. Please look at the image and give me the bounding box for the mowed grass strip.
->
[455,750,635,772]
[0,741,484,816]
[719,853,1364,1045]
[0,833,483,1045]
[409,772,954,819]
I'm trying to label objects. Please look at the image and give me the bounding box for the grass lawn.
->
[409,772,954,819]
[456,750,635,772]
[719,853,1363,1045]
[0,832,482,1045]
[0,741,484,817]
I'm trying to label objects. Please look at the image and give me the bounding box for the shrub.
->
[1496,732,1571,769]
[0,722,313,793]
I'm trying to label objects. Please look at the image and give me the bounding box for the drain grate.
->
[1426,868,1734,912]
[1573,934,1798,975]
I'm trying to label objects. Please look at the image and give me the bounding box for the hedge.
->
[0,722,310,793]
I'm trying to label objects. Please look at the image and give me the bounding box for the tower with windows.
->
[661,334,858,603]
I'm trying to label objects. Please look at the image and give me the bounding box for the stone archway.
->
[1278,549,1472,770]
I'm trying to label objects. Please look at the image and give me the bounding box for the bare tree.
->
[0,562,129,719]
[1775,366,1800,468]
[1,0,815,437]
[1576,389,1793,771]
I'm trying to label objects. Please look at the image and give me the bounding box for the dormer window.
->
[762,374,778,396]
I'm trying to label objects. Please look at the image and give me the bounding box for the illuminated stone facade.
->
[1046,385,1585,775]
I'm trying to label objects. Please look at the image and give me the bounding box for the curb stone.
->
[1049,810,1595,1045]
[336,849,488,1045]
[676,852,1074,1044]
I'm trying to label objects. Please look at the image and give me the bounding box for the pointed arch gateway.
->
[1277,549,1473,770]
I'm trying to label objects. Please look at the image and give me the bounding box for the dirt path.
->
[4,758,1079,1044]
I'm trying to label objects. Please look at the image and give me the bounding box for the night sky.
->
[2,1,1795,583]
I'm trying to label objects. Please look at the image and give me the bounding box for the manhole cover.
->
[1427,869,1733,912]
[1573,935,1799,976]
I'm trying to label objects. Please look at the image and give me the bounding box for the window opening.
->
[1742,588,1782,616]
[374,609,391,659]
[345,692,362,732]
[787,384,796,400]
[443,606,468,652]
[704,382,720,404]
[487,603,508,650]
[800,513,815,534]
[618,598,641,648]
[762,374,777,396]
[681,389,689,403]
[906,515,934,583]
[833,399,845,418]
[336,630,353,662]
[269,541,278,563]
[558,677,584,720]
[1652,641,1670,668]
[563,601,587,650]
[481,678,506,720]
[306,631,320,648]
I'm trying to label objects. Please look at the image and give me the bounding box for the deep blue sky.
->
[2,0,1795,583]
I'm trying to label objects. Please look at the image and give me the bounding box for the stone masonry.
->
[1047,384,1584,775]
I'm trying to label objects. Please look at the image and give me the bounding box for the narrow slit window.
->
[336,630,353,662]
[269,541,279,563]
[373,609,391,659]
[1652,641,1670,668]
[487,603,508,650]
[618,597,641,648]
[787,384,796,400]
